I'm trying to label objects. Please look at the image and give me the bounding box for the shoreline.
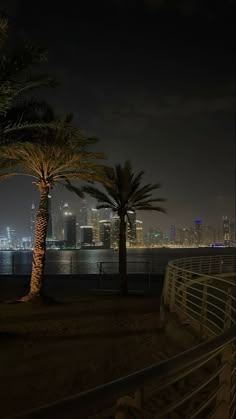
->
[0,273,165,301]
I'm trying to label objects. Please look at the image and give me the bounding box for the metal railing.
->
[6,254,236,419]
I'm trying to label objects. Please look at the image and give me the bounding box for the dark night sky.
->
[0,0,235,235]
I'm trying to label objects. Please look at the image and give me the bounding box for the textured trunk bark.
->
[27,184,49,299]
[119,215,128,295]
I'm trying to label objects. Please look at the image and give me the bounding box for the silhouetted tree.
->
[83,161,166,295]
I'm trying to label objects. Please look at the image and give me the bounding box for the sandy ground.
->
[0,296,167,418]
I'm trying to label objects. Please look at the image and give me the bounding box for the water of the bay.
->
[0,247,234,275]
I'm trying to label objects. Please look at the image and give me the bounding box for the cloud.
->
[108,94,234,121]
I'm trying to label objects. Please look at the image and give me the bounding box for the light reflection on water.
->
[0,248,234,275]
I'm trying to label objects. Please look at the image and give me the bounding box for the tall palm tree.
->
[83,161,166,295]
[0,128,106,301]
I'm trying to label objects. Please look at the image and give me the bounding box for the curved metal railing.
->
[162,254,236,419]
[7,254,236,419]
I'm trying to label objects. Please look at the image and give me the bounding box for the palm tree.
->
[0,15,59,144]
[0,128,106,301]
[83,161,166,295]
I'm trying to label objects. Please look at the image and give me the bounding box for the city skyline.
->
[0,197,234,249]
[0,186,235,238]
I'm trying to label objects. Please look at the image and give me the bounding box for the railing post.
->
[147,262,151,290]
[181,270,192,312]
[163,266,170,306]
[215,343,232,419]
[220,256,224,274]
[98,262,103,289]
[199,283,208,340]
[224,287,232,330]
[115,388,143,419]
[169,267,177,312]
[199,258,202,274]
[209,256,212,274]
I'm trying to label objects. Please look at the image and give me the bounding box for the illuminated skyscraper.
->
[99,220,111,248]
[111,216,120,248]
[79,200,88,226]
[54,201,66,240]
[230,221,235,244]
[87,208,100,242]
[127,211,136,246]
[222,216,230,247]
[194,219,202,246]
[6,227,16,248]
[136,220,143,247]
[63,211,76,248]
[80,226,93,246]
[99,207,113,220]
[47,194,53,239]
[169,225,176,244]
[177,227,189,246]
[148,227,163,246]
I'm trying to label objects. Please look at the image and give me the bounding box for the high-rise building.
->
[80,226,93,246]
[47,194,53,239]
[202,225,215,246]
[136,220,143,247]
[163,233,169,245]
[223,216,230,247]
[87,208,100,242]
[0,236,8,249]
[64,213,76,248]
[127,211,136,246]
[148,227,163,246]
[99,207,113,220]
[79,201,88,226]
[54,201,70,241]
[99,220,111,248]
[21,237,32,249]
[111,216,120,248]
[177,227,188,246]
[62,203,76,248]
[194,219,202,246]
[230,221,235,244]
[6,226,16,248]
[169,225,176,244]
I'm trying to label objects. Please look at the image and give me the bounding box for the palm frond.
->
[135,205,167,213]
[83,185,116,209]
[83,160,166,220]
[96,203,117,212]
[0,45,48,81]
[0,16,8,47]
[0,77,55,115]
[61,180,84,198]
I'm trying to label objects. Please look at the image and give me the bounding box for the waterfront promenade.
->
[1,253,235,419]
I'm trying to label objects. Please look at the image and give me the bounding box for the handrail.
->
[7,326,236,419]
[163,254,236,419]
[5,254,236,419]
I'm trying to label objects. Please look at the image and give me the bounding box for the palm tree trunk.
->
[119,215,128,295]
[27,184,49,299]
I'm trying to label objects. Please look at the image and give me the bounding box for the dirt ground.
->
[0,295,166,418]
